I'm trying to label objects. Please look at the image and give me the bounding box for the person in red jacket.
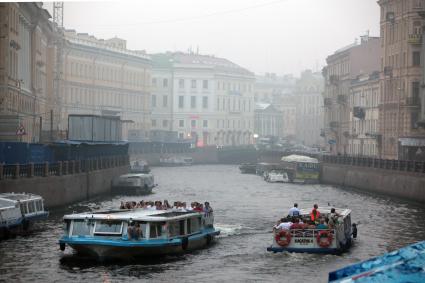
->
[310,204,321,223]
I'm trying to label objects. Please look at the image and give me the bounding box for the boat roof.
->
[63,208,202,222]
[329,240,425,282]
[0,193,43,204]
[119,173,153,178]
[298,207,351,217]
[281,154,319,163]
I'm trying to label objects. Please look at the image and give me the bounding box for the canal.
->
[1,165,425,282]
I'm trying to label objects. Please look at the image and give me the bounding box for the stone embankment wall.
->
[321,163,425,203]
[0,165,128,208]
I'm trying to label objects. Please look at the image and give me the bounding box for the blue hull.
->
[267,246,341,254]
[60,228,220,260]
[0,212,48,240]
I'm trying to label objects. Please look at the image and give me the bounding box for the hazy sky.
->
[45,0,380,76]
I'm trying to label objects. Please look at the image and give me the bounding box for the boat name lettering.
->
[294,238,313,244]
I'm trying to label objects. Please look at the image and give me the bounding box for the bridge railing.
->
[321,155,425,174]
[0,155,129,180]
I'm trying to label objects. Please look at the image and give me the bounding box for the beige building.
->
[254,103,283,137]
[378,0,425,160]
[323,36,381,155]
[348,72,380,157]
[294,70,324,147]
[0,3,56,142]
[150,52,255,147]
[61,30,152,140]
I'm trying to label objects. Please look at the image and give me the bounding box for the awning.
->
[399,138,425,147]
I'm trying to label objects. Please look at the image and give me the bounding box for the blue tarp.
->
[329,241,425,282]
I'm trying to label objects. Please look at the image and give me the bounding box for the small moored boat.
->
[130,160,151,174]
[159,156,193,166]
[111,173,156,194]
[267,207,354,254]
[0,193,48,239]
[265,170,289,183]
[280,154,320,183]
[59,208,219,260]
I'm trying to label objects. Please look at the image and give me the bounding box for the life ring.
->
[181,237,189,250]
[275,230,291,247]
[316,230,333,247]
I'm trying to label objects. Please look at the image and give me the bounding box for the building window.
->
[203,80,208,89]
[162,120,168,128]
[152,95,157,107]
[152,78,157,86]
[163,95,168,107]
[412,81,420,101]
[191,120,196,128]
[178,132,184,139]
[412,51,420,66]
[191,79,196,89]
[178,96,184,108]
[191,96,196,108]
[179,79,185,89]
[203,120,208,128]
[163,78,168,87]
[202,96,208,108]
[179,120,184,127]
[151,119,157,127]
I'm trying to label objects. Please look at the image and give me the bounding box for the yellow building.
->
[61,30,152,140]
[0,3,56,142]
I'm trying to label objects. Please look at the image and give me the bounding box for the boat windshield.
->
[72,220,91,236]
[94,220,123,235]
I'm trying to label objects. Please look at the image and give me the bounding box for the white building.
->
[150,52,255,146]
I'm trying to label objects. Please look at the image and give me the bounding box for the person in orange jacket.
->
[310,204,321,223]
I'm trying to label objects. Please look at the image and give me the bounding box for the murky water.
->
[1,165,425,282]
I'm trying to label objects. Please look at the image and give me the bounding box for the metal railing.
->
[322,155,425,174]
[0,155,129,180]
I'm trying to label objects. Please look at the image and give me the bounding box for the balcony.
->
[384,66,393,77]
[353,106,366,119]
[337,94,347,104]
[324,97,332,107]
[408,34,422,45]
[404,96,421,107]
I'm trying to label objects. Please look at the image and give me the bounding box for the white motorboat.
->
[111,173,156,194]
[159,156,193,166]
[265,170,289,183]
[267,207,354,254]
[59,208,219,260]
[0,193,48,239]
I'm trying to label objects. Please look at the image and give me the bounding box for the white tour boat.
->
[111,173,156,194]
[159,156,193,166]
[0,193,48,239]
[265,170,289,183]
[267,207,354,254]
[130,160,151,174]
[59,208,219,260]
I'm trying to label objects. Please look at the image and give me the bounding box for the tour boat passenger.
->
[163,200,171,210]
[204,202,213,216]
[290,218,304,229]
[310,204,321,223]
[316,219,328,230]
[288,203,300,217]
[328,208,340,228]
[127,222,142,240]
[274,218,293,230]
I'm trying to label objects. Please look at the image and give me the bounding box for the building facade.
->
[61,30,152,140]
[254,74,296,139]
[254,103,283,138]
[0,3,56,142]
[322,36,381,155]
[348,72,381,157]
[294,70,324,147]
[378,0,425,160]
[150,52,256,147]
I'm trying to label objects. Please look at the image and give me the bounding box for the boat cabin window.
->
[28,201,35,213]
[20,203,28,214]
[168,220,185,237]
[149,222,164,238]
[187,217,201,234]
[94,220,123,235]
[72,219,91,236]
[35,200,42,211]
